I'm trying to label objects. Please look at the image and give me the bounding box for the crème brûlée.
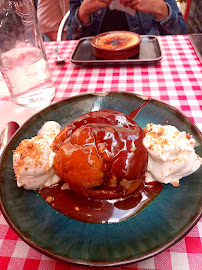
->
[94,32,140,50]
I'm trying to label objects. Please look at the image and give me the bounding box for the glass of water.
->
[0,0,55,107]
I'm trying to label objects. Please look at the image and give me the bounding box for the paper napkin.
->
[109,0,135,16]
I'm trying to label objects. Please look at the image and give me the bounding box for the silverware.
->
[53,46,66,64]
[0,121,19,156]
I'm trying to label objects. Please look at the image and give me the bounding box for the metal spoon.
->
[0,121,19,156]
[53,46,66,64]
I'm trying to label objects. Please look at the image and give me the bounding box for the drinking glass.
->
[0,0,55,107]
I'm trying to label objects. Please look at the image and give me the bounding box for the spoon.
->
[0,121,19,156]
[53,46,66,64]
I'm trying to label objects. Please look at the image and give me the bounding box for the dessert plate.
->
[0,92,201,267]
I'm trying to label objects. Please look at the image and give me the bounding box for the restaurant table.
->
[0,35,201,270]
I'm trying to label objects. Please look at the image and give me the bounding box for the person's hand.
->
[121,0,169,20]
[79,0,112,24]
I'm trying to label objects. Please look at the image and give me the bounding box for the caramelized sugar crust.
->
[95,32,139,49]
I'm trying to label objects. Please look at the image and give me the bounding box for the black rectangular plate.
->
[189,33,202,64]
[70,35,163,66]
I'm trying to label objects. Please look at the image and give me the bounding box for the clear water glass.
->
[0,0,55,107]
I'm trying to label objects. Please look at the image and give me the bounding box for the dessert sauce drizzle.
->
[39,100,163,224]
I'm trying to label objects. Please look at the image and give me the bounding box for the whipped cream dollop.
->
[143,123,202,187]
[13,121,61,190]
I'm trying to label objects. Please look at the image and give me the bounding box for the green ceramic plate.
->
[0,92,201,267]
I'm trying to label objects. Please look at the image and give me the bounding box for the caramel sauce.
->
[39,103,164,223]
[39,181,163,223]
[53,110,148,199]
[128,99,150,119]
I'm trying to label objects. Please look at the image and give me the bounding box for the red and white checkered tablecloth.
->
[0,35,202,270]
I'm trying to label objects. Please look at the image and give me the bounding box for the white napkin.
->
[109,0,135,16]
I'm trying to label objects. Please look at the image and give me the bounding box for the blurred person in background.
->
[37,0,69,41]
[66,0,188,40]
